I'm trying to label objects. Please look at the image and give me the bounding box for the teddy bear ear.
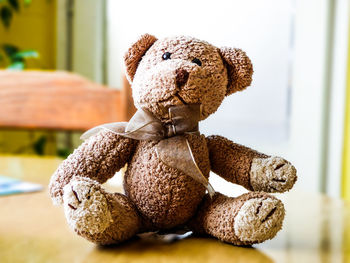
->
[124,34,158,82]
[219,47,253,96]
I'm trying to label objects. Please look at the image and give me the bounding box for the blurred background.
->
[0,0,350,200]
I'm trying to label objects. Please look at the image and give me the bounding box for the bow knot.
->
[81,104,214,197]
[164,122,177,138]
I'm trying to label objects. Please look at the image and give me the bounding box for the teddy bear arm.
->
[206,135,268,190]
[49,130,137,205]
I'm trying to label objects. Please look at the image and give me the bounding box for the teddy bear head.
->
[124,34,253,121]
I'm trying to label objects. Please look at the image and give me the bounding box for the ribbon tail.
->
[156,136,215,197]
[206,182,215,198]
[184,138,215,198]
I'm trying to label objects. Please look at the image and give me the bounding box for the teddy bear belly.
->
[124,166,205,229]
[123,138,210,229]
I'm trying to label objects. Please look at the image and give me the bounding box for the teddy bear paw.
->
[234,196,285,243]
[250,156,297,193]
[63,177,113,235]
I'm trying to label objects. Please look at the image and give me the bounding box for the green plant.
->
[1,43,38,69]
[0,0,32,28]
[0,0,38,69]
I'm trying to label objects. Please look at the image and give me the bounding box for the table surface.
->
[0,155,349,263]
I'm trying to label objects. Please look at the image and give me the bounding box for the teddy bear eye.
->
[191,58,202,66]
[162,52,172,60]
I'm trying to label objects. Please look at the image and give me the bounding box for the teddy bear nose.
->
[175,68,189,87]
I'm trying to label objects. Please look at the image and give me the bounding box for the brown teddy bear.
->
[49,34,297,246]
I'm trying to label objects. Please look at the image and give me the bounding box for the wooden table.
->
[0,155,349,263]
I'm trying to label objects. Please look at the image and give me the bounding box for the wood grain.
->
[0,70,132,131]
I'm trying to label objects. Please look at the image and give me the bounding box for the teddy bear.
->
[49,34,297,246]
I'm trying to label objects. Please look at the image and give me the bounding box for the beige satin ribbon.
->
[81,104,215,197]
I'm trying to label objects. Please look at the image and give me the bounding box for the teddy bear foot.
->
[63,177,113,236]
[233,196,285,244]
[63,177,142,245]
[189,192,284,246]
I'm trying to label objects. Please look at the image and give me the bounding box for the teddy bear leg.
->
[63,177,142,245]
[188,192,285,245]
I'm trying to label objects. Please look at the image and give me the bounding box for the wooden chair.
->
[0,70,136,131]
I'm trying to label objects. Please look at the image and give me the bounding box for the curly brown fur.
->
[63,177,142,245]
[219,47,253,95]
[188,192,284,245]
[49,34,296,246]
[131,36,228,120]
[124,133,209,229]
[206,135,268,190]
[49,130,137,204]
[124,34,158,82]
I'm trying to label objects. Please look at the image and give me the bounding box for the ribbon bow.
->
[81,104,215,197]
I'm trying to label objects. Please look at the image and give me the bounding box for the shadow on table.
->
[84,234,274,263]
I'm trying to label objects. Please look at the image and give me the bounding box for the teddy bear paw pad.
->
[63,178,113,235]
[250,156,297,193]
[234,197,285,243]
